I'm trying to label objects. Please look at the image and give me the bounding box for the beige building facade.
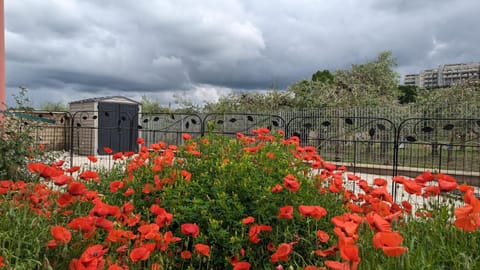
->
[404,62,480,89]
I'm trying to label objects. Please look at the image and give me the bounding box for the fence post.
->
[392,121,402,202]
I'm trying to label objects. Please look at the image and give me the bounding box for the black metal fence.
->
[3,110,480,192]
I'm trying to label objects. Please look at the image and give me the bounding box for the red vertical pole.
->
[0,0,5,117]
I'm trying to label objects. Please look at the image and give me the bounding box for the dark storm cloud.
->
[4,0,480,107]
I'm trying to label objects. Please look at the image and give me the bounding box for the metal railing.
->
[3,109,480,196]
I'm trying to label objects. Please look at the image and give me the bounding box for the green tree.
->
[312,69,335,84]
[398,85,418,104]
[333,51,400,106]
[140,95,171,114]
[202,87,294,113]
[39,101,68,111]
[416,80,480,117]
[0,87,41,179]
[287,51,401,108]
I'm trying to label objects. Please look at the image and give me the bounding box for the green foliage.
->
[0,87,43,180]
[140,95,172,114]
[287,51,401,109]
[0,202,52,269]
[416,81,480,117]
[38,101,68,112]
[357,198,480,269]
[312,70,335,84]
[95,133,345,268]
[398,85,418,104]
[203,89,294,113]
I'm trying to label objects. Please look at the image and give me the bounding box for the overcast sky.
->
[5,0,480,108]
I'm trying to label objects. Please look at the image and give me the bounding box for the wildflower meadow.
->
[0,128,479,269]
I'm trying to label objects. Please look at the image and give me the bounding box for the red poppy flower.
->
[112,152,124,160]
[87,155,98,163]
[347,174,360,181]
[373,178,387,187]
[68,216,95,234]
[401,200,412,213]
[392,175,406,184]
[136,137,145,145]
[124,151,135,157]
[415,170,435,183]
[358,180,371,193]
[325,260,350,270]
[181,223,200,237]
[372,231,403,248]
[157,231,182,251]
[298,205,327,219]
[66,166,81,173]
[242,216,255,225]
[454,204,480,232]
[457,183,474,193]
[382,246,408,256]
[130,246,151,262]
[27,162,47,175]
[423,185,440,197]
[315,245,338,257]
[437,173,458,192]
[181,250,192,259]
[323,162,336,171]
[123,188,135,197]
[52,160,65,167]
[182,133,191,140]
[57,192,75,208]
[271,184,283,193]
[316,230,330,243]
[109,181,124,193]
[366,212,391,232]
[194,243,210,257]
[0,255,5,268]
[261,150,275,160]
[283,174,300,192]
[233,261,251,270]
[339,243,359,262]
[79,170,99,182]
[181,170,191,182]
[107,263,124,270]
[52,175,73,186]
[50,225,72,244]
[402,180,422,195]
[248,224,272,243]
[76,244,108,269]
[68,181,87,196]
[103,147,113,154]
[277,205,294,219]
[91,199,121,217]
[138,223,160,240]
[270,243,293,263]
[46,239,57,249]
[154,208,174,228]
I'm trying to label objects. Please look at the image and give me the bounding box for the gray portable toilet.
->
[69,96,140,155]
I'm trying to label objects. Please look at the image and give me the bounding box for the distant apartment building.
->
[404,62,480,89]
[404,74,419,86]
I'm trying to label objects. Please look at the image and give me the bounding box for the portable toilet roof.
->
[69,96,140,105]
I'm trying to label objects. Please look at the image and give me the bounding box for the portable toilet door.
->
[97,101,139,155]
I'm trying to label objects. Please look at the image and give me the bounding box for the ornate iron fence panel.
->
[396,118,480,187]
[286,115,397,194]
[202,113,286,137]
[138,113,203,147]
